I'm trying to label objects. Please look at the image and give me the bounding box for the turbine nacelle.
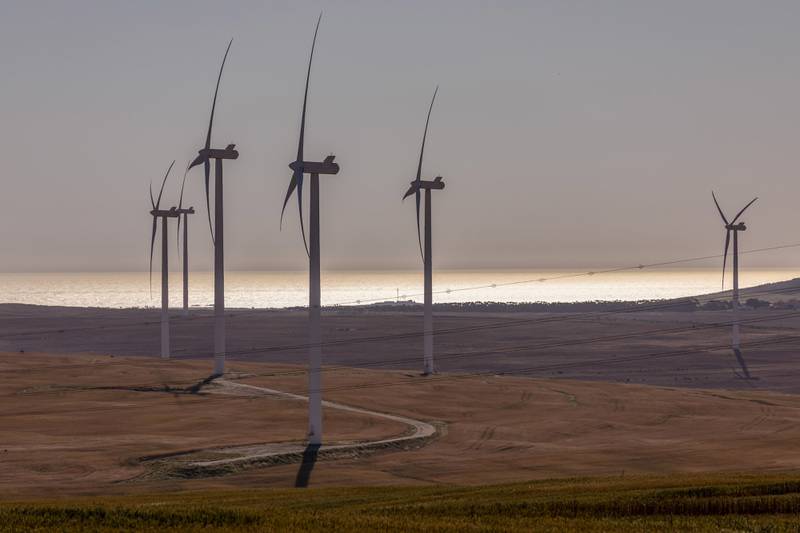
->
[402,177,445,200]
[420,176,445,190]
[189,144,239,169]
[174,207,196,215]
[289,154,339,176]
[150,208,180,218]
[725,222,746,231]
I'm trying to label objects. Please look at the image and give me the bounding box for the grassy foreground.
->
[4,473,800,532]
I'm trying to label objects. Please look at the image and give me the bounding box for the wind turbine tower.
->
[177,167,196,317]
[188,40,239,376]
[712,191,757,378]
[176,206,195,316]
[403,87,445,376]
[281,14,340,446]
[149,161,179,359]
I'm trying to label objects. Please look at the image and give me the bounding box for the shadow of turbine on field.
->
[186,375,218,394]
[294,444,321,488]
[733,348,757,381]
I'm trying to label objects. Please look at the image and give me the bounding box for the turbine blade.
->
[204,158,214,244]
[149,216,158,298]
[187,153,205,170]
[297,175,309,257]
[177,164,189,253]
[297,13,322,165]
[415,86,438,184]
[177,213,182,264]
[711,191,729,225]
[205,39,233,151]
[149,182,156,210]
[177,164,190,211]
[402,182,417,200]
[722,229,730,290]
[155,160,175,211]
[731,197,758,224]
[416,189,423,261]
[280,170,299,230]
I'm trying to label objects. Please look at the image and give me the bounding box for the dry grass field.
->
[4,304,800,530]
[3,351,800,497]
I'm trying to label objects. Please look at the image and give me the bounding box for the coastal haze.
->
[0,268,796,308]
[4,2,800,530]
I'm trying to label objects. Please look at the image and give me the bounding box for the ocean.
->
[0,269,796,309]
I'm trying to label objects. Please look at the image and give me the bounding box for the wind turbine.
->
[281,14,340,446]
[177,167,196,317]
[403,87,445,376]
[149,161,179,359]
[712,191,758,378]
[188,39,239,376]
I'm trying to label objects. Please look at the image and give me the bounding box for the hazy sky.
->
[2,1,800,272]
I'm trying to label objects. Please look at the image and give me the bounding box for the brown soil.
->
[2,351,800,497]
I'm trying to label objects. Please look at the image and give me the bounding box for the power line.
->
[170,242,800,309]
[2,241,798,341]
[5,282,799,380]
[214,310,800,381]
[326,242,800,307]
[171,283,800,359]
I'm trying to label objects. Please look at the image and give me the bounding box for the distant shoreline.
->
[0,271,796,310]
[1,276,798,313]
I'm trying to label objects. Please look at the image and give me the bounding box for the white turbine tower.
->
[281,14,340,446]
[712,191,758,379]
[403,88,445,376]
[188,40,239,376]
[175,205,195,317]
[149,161,179,359]
[177,167,196,317]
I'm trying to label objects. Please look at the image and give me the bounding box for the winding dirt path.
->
[143,378,439,478]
